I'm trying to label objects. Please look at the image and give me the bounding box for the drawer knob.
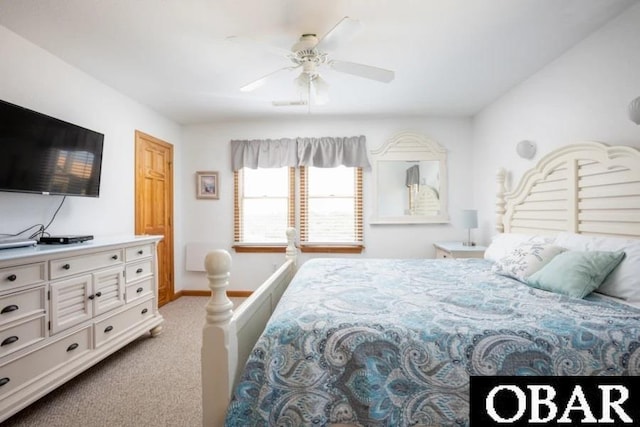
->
[67,343,79,352]
[0,378,9,387]
[6,274,17,282]
[136,287,144,294]
[104,325,114,333]
[141,308,148,315]
[1,304,19,314]
[136,268,143,274]
[1,336,19,347]
[62,264,71,270]
[88,294,95,300]
[137,250,144,255]
[95,292,102,298]
[111,254,119,260]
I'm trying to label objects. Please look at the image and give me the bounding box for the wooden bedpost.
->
[202,249,236,427]
[496,168,507,233]
[201,230,298,427]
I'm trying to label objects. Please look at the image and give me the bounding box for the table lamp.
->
[461,209,478,246]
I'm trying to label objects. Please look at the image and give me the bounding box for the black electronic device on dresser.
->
[39,235,94,245]
[0,98,104,198]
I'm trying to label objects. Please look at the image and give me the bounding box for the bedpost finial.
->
[204,250,233,324]
[286,227,296,242]
[496,168,506,182]
[285,227,298,263]
[204,249,232,276]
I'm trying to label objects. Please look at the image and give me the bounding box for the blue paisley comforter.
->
[224,258,640,426]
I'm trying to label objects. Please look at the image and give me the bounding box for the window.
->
[300,166,363,251]
[233,167,294,249]
[234,167,363,253]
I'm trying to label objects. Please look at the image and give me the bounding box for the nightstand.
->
[433,242,487,259]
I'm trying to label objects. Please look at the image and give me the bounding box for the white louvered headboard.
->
[497,142,640,239]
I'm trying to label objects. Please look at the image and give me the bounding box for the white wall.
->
[472,3,640,244]
[6,1,638,295]
[179,116,473,291]
[0,26,182,250]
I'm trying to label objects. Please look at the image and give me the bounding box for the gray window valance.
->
[231,136,370,170]
[230,138,298,171]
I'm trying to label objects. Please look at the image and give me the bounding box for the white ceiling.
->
[0,0,637,125]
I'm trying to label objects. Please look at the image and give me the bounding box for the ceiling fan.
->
[227,16,395,107]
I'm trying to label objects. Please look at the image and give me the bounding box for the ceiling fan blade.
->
[272,100,308,107]
[226,35,292,58]
[329,60,395,83]
[316,16,363,51]
[240,66,299,92]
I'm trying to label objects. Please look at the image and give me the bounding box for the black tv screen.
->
[0,99,104,197]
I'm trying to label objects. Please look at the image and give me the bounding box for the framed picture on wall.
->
[196,171,219,199]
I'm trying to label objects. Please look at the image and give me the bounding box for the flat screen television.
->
[0,99,104,197]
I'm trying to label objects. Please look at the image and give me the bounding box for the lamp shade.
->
[629,96,640,125]
[405,164,420,186]
[461,209,478,229]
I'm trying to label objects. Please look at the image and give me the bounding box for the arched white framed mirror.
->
[370,132,449,224]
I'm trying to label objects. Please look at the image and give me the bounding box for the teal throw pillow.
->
[525,250,626,298]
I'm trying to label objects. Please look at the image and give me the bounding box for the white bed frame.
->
[497,141,640,238]
[201,141,640,426]
[201,228,298,426]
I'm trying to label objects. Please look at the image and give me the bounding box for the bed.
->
[201,141,640,426]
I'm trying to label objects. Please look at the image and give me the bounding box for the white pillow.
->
[553,232,640,306]
[553,232,592,251]
[492,242,566,282]
[484,233,554,262]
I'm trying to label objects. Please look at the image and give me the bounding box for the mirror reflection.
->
[377,161,441,217]
[370,131,449,224]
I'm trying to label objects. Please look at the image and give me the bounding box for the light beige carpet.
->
[2,296,226,427]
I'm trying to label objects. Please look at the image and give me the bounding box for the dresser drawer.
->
[125,278,153,304]
[0,286,46,327]
[0,326,91,398]
[0,316,46,358]
[1,263,46,289]
[124,260,153,284]
[50,250,123,280]
[94,299,154,348]
[125,244,153,262]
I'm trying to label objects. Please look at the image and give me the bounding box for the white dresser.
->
[0,236,164,422]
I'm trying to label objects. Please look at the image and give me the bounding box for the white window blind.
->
[300,166,363,245]
[235,167,294,244]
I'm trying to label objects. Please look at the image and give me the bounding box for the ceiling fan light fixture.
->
[312,75,329,105]
[295,73,311,90]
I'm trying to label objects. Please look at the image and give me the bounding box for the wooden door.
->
[134,131,174,307]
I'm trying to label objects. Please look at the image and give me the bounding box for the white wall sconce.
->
[516,140,536,159]
[629,96,640,125]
